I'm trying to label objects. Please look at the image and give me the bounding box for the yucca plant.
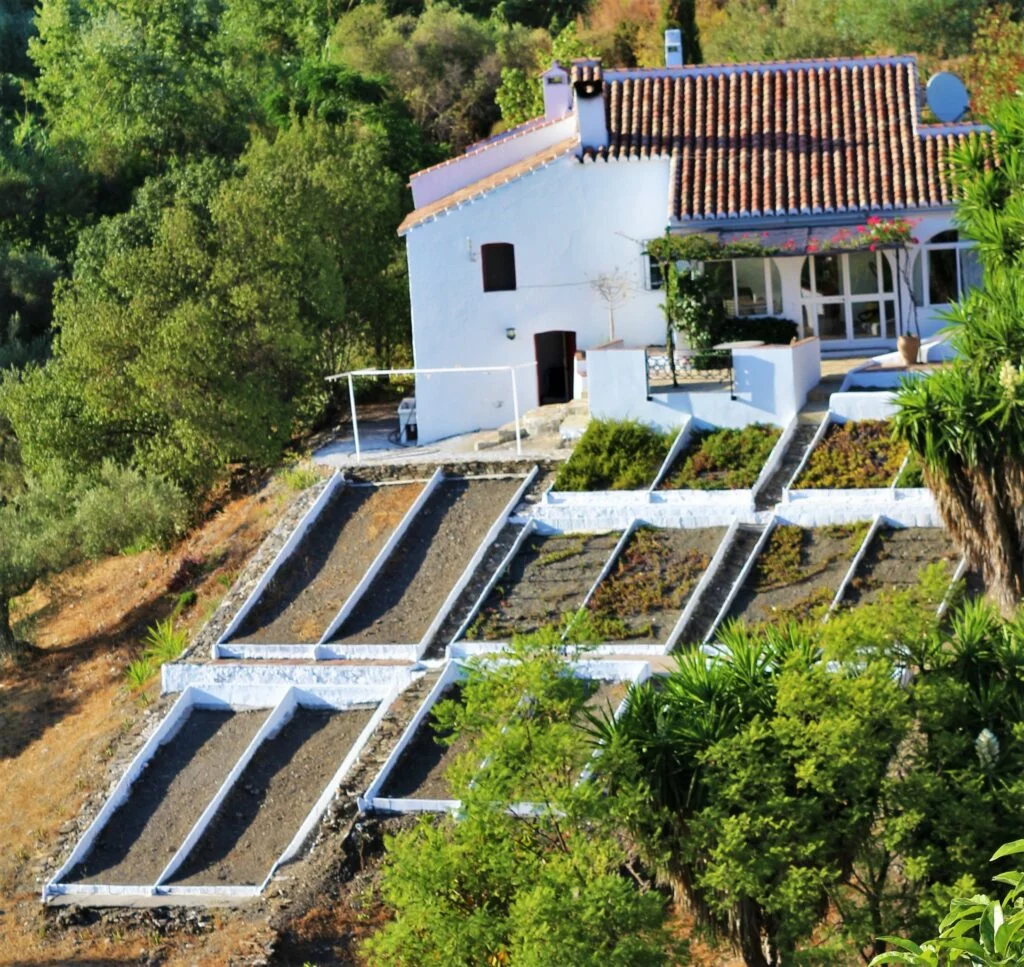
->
[142,617,187,665]
[124,657,155,694]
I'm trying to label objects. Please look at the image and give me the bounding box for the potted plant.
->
[863,217,921,365]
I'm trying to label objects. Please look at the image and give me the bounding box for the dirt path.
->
[169,705,376,887]
[332,477,521,646]
[727,525,866,626]
[588,528,725,643]
[380,684,470,802]
[231,483,422,644]
[65,708,267,885]
[846,527,959,606]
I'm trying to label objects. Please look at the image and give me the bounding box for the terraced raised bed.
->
[726,524,869,626]
[167,705,376,887]
[65,708,268,885]
[794,420,907,489]
[464,531,621,641]
[230,483,422,644]
[586,527,725,644]
[379,684,470,802]
[659,425,780,490]
[330,477,521,646]
[844,526,960,608]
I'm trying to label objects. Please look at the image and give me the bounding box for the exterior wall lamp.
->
[505,327,517,341]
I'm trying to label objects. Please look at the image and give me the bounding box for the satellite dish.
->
[926,72,970,123]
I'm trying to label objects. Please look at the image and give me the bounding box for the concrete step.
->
[755,420,824,510]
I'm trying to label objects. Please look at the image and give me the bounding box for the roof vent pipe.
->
[665,28,683,68]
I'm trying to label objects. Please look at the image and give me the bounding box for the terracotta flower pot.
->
[898,334,921,366]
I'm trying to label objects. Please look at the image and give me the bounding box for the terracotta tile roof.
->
[571,58,603,86]
[580,56,988,221]
[399,137,578,235]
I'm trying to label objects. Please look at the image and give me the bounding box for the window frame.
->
[645,251,782,317]
[481,242,517,293]
[799,250,896,343]
[912,230,979,309]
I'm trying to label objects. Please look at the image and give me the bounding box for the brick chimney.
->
[571,58,608,151]
[541,62,572,119]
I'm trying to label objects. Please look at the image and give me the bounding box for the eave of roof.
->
[398,137,579,236]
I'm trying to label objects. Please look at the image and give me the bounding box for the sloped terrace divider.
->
[44,679,409,906]
[317,471,534,659]
[360,659,650,815]
[214,468,444,660]
[222,479,425,648]
[579,523,730,656]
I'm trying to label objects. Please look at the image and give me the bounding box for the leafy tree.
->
[0,450,186,658]
[963,5,1024,122]
[30,0,246,182]
[363,637,675,965]
[892,98,1024,616]
[2,119,407,495]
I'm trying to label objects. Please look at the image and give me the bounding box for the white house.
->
[399,46,986,443]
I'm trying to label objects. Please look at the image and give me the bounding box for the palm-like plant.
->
[891,101,1024,616]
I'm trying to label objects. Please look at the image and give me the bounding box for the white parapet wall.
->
[534,488,753,531]
[779,489,938,527]
[162,660,417,696]
[45,678,413,906]
[827,390,899,422]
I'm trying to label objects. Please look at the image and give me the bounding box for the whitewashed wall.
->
[405,156,672,443]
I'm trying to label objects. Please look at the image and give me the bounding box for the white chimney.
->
[665,28,683,68]
[541,62,572,120]
[572,59,609,151]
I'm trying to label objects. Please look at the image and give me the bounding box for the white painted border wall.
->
[162,661,416,696]
[534,489,752,531]
[416,468,538,658]
[751,415,798,506]
[215,472,344,651]
[46,679,413,905]
[648,419,692,491]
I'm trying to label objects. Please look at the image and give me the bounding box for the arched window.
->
[912,230,981,307]
[481,242,517,292]
[800,250,895,342]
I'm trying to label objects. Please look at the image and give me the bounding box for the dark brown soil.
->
[465,531,621,641]
[168,706,376,886]
[379,684,470,802]
[65,709,267,885]
[727,525,866,626]
[587,527,726,643]
[582,681,628,718]
[331,478,521,646]
[231,484,422,644]
[422,524,524,658]
[845,527,959,607]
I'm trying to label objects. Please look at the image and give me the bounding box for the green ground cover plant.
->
[755,523,868,590]
[587,527,709,638]
[894,452,925,488]
[553,419,673,491]
[796,420,908,489]
[661,424,780,490]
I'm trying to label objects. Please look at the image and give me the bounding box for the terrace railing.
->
[646,346,734,396]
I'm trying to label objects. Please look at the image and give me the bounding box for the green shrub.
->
[75,461,189,557]
[796,420,908,489]
[142,617,188,664]
[553,419,673,491]
[716,316,798,345]
[279,458,321,491]
[124,657,156,694]
[895,452,925,488]
[661,424,780,490]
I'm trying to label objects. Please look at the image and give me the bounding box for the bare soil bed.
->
[64,708,268,885]
[465,531,621,641]
[230,483,422,644]
[331,477,521,646]
[168,705,376,887]
[379,684,470,802]
[422,523,524,659]
[587,527,725,643]
[582,680,629,718]
[845,527,959,607]
[727,524,868,626]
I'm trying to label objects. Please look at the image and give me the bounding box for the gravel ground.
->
[168,706,376,887]
[845,527,959,607]
[465,531,621,641]
[231,483,422,644]
[331,477,521,646]
[65,709,267,885]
